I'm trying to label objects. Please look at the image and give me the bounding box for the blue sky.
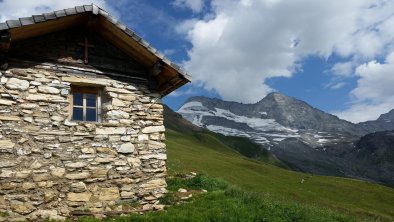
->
[1,0,394,123]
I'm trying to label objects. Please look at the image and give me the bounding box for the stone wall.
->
[0,63,167,220]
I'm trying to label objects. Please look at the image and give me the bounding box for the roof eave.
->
[0,4,192,95]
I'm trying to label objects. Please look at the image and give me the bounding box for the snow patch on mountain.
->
[206,125,248,137]
[179,102,295,133]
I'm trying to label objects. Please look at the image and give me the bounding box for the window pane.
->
[86,94,97,107]
[72,107,83,121]
[86,108,97,122]
[73,92,83,106]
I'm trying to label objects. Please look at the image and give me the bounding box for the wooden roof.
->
[0,4,191,96]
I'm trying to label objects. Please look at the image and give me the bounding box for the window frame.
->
[69,86,102,122]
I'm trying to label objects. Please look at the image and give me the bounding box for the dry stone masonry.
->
[0,66,167,220]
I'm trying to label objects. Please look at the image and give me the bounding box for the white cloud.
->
[334,101,394,123]
[0,0,114,22]
[176,18,199,34]
[172,0,205,13]
[163,49,176,56]
[333,52,394,123]
[180,0,394,105]
[331,62,354,77]
[326,82,346,90]
[168,86,197,97]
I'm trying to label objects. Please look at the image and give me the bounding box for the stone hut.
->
[0,5,190,220]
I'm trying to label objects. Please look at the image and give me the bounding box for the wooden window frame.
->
[70,86,102,122]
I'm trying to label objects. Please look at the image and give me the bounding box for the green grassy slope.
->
[163,105,287,167]
[166,129,394,221]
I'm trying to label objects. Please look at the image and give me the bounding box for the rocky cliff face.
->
[348,131,394,185]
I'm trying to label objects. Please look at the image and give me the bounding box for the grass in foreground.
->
[74,175,357,222]
[166,130,394,221]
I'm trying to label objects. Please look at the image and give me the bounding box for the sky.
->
[1,0,394,123]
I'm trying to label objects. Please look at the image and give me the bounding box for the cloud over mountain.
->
[179,0,394,121]
[334,53,394,123]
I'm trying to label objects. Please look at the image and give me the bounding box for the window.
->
[70,86,101,122]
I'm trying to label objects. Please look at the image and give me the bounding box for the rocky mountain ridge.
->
[359,109,394,133]
[179,93,365,148]
[177,93,394,185]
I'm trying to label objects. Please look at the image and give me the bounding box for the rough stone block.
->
[10,202,36,215]
[26,94,67,103]
[94,157,115,163]
[139,179,166,190]
[96,147,117,156]
[38,85,60,94]
[15,170,32,179]
[0,170,14,178]
[112,98,126,107]
[0,140,15,152]
[19,103,37,109]
[118,143,135,154]
[0,98,16,106]
[22,182,36,190]
[0,160,19,168]
[32,173,50,182]
[6,78,29,91]
[142,126,165,134]
[65,162,87,168]
[120,191,135,199]
[96,127,126,135]
[106,87,133,94]
[140,154,167,160]
[70,182,87,192]
[67,192,92,202]
[44,190,58,202]
[90,168,108,179]
[127,157,141,167]
[106,110,130,119]
[118,94,136,101]
[65,172,90,180]
[98,187,120,201]
[50,167,66,178]
[28,209,65,221]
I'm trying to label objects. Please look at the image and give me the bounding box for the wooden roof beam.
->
[0,32,11,53]
[149,62,163,77]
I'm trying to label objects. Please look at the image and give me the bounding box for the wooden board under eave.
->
[96,16,157,69]
[159,77,187,96]
[7,27,148,78]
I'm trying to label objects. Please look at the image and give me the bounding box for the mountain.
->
[176,93,394,185]
[358,109,394,133]
[162,106,394,221]
[178,92,364,148]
